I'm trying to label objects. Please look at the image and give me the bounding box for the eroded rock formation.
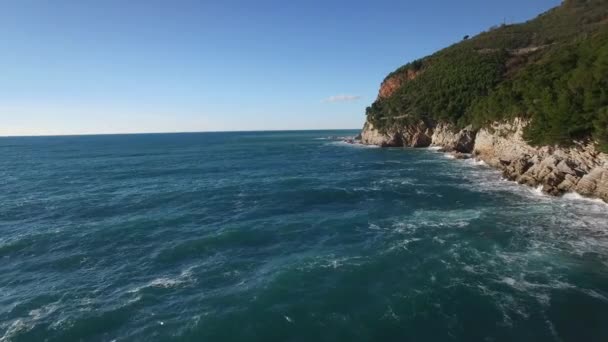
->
[359,118,608,203]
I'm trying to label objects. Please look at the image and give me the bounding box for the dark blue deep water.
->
[1,131,608,342]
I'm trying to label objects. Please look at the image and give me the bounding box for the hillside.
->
[365,0,608,151]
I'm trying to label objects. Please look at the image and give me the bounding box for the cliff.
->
[359,0,608,203]
[360,118,608,203]
[377,69,422,100]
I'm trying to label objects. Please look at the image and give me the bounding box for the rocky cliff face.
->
[360,120,432,147]
[431,123,476,153]
[378,69,422,99]
[473,120,608,201]
[359,118,608,203]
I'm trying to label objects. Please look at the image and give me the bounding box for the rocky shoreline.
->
[358,118,608,203]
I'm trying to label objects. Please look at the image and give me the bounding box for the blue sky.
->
[0,0,560,135]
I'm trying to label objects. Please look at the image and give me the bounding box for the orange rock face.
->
[377,69,421,99]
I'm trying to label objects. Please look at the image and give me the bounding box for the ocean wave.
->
[4,132,608,340]
[297,255,368,271]
[464,158,487,167]
[374,178,417,187]
[561,192,608,207]
[387,237,423,251]
[437,149,607,214]
[352,186,381,192]
[327,141,379,148]
[440,225,608,325]
[408,209,484,228]
[316,136,355,141]
[128,266,195,293]
[414,189,443,197]
[1,319,29,342]
[0,302,60,342]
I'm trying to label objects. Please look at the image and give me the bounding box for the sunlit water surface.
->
[1,131,607,341]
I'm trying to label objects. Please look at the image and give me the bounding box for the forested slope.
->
[366,0,608,150]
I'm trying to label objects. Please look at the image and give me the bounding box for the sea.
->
[1,130,608,342]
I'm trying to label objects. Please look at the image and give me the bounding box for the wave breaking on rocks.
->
[357,118,608,203]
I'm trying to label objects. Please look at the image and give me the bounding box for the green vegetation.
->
[469,27,608,146]
[366,0,608,150]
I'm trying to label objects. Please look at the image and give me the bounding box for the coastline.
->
[355,118,608,204]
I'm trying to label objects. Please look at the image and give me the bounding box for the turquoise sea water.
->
[1,130,608,342]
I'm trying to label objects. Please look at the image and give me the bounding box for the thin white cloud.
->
[323,94,362,103]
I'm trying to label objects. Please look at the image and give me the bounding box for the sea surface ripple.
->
[1,131,607,341]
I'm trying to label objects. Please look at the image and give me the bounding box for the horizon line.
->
[0,128,362,138]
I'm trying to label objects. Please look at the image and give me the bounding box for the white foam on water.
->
[531,186,545,196]
[375,178,417,186]
[452,229,608,322]
[129,266,195,293]
[0,302,60,342]
[561,192,608,207]
[409,209,484,229]
[1,319,28,342]
[439,150,608,218]
[414,189,443,197]
[433,237,446,245]
[464,158,487,167]
[339,141,608,327]
[395,148,608,327]
[426,146,444,151]
[581,289,608,302]
[353,185,381,192]
[298,255,368,271]
[388,238,423,251]
[148,277,185,288]
[500,277,517,286]
[327,141,379,149]
[368,223,382,231]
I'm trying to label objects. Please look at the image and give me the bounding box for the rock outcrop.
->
[359,117,608,203]
[431,123,476,153]
[360,120,432,147]
[473,119,608,201]
[360,122,400,147]
[378,69,422,99]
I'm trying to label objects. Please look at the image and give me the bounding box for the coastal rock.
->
[400,121,433,147]
[360,122,401,147]
[360,116,608,203]
[575,167,608,202]
[473,119,537,167]
[473,119,608,200]
[431,123,476,153]
[360,120,432,147]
